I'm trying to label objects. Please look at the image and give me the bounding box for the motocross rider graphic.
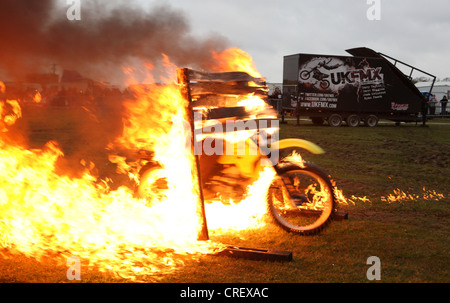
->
[299,58,342,89]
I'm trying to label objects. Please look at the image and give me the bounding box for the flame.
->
[237,94,269,116]
[210,47,262,78]
[33,91,42,104]
[281,151,306,168]
[0,114,217,280]
[0,95,22,132]
[0,75,216,280]
[381,187,445,203]
[332,180,445,206]
[0,51,281,280]
[205,167,276,231]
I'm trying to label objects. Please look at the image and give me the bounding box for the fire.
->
[2,44,445,280]
[0,126,216,280]
[210,47,262,78]
[205,167,276,232]
[381,187,445,203]
[0,91,22,132]
[332,182,445,206]
[33,91,42,104]
[0,49,281,280]
[281,151,306,168]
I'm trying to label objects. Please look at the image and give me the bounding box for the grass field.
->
[1,106,449,283]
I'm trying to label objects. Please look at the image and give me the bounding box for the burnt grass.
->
[0,109,449,283]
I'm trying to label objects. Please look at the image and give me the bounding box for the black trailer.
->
[282,47,434,127]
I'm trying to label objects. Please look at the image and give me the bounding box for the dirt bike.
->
[135,68,338,236]
[136,128,337,236]
[299,66,331,90]
[299,58,343,90]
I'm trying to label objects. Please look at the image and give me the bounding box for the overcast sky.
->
[132,0,450,83]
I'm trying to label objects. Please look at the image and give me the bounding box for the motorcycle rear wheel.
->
[267,162,336,235]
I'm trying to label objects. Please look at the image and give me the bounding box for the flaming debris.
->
[333,184,446,206]
[381,188,446,204]
[0,98,22,132]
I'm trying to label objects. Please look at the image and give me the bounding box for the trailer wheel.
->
[328,114,342,127]
[364,115,378,127]
[346,114,360,127]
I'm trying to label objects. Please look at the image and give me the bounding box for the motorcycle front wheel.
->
[267,162,336,235]
[299,70,311,80]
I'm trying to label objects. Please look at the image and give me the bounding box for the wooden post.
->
[177,68,209,241]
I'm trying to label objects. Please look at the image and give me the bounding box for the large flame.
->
[0,88,217,280]
[0,48,278,280]
[210,47,262,78]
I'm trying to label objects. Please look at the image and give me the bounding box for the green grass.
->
[280,120,450,198]
[1,107,449,283]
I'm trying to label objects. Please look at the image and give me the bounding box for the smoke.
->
[0,0,232,184]
[0,0,229,83]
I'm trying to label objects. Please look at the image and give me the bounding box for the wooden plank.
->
[188,69,265,85]
[177,68,209,241]
[190,82,267,97]
[192,95,249,108]
[204,106,248,120]
[334,211,349,220]
[192,94,272,109]
[215,246,293,262]
[197,107,277,121]
[193,95,271,110]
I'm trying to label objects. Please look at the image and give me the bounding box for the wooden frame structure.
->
[177,67,272,241]
[177,68,292,261]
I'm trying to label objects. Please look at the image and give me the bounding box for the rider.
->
[318,58,342,70]
[312,58,341,81]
